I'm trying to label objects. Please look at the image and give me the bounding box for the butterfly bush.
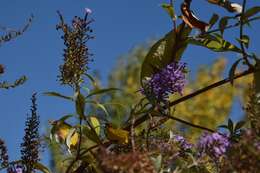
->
[142,61,187,102]
[197,132,229,159]
[171,134,193,151]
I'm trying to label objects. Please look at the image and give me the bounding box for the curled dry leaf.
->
[181,0,209,32]
[207,0,242,13]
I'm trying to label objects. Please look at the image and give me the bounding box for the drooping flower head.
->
[141,61,187,102]
[197,132,229,160]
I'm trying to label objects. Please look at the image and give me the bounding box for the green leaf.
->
[84,73,97,87]
[229,58,242,85]
[219,17,229,35]
[44,92,73,101]
[243,6,260,19]
[234,121,246,131]
[75,92,86,118]
[86,88,121,98]
[89,116,101,135]
[209,13,219,28]
[59,114,74,122]
[236,35,250,48]
[86,100,109,117]
[189,33,241,53]
[65,128,77,149]
[161,3,175,19]
[82,125,101,144]
[34,163,51,173]
[141,23,191,86]
[228,119,234,133]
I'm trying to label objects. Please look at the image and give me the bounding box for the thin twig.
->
[239,0,253,68]
[152,111,215,132]
[124,68,256,131]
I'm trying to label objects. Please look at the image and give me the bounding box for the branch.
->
[124,68,256,130]
[152,111,215,132]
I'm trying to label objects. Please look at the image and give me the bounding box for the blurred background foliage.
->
[48,42,253,172]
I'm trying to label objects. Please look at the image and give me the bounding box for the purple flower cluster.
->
[142,62,186,102]
[171,134,193,151]
[197,132,229,159]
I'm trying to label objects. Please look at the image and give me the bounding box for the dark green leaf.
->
[219,17,229,35]
[244,6,260,19]
[228,119,234,133]
[44,92,73,101]
[229,58,242,85]
[141,23,191,86]
[209,13,219,28]
[75,92,86,118]
[236,35,250,48]
[234,121,246,131]
[86,88,121,98]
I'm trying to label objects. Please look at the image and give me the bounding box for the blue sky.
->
[0,0,259,168]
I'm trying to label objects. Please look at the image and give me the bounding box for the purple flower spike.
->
[141,61,187,102]
[171,133,193,151]
[197,132,229,159]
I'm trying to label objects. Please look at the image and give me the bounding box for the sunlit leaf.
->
[189,33,241,52]
[105,123,129,144]
[89,116,100,135]
[65,128,79,149]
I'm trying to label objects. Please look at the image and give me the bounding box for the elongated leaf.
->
[86,100,109,117]
[141,23,191,86]
[82,125,101,144]
[89,116,101,135]
[219,17,229,35]
[229,58,242,85]
[244,6,260,19]
[236,35,250,49]
[84,73,97,87]
[234,121,246,131]
[86,88,121,98]
[209,13,219,28]
[34,163,51,173]
[189,33,241,52]
[44,92,73,101]
[75,92,86,118]
[228,119,234,133]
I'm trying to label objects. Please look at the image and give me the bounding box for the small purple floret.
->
[141,61,186,102]
[197,132,229,159]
